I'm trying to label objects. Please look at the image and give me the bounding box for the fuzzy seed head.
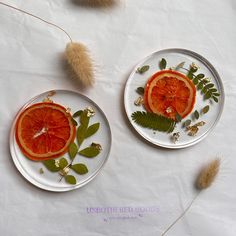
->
[65,42,94,87]
[77,0,117,7]
[196,159,220,190]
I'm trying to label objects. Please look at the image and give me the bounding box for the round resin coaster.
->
[124,48,224,148]
[10,90,112,191]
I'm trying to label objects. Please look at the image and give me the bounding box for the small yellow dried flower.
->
[42,97,53,103]
[85,107,95,117]
[59,167,70,177]
[190,62,200,70]
[91,142,102,151]
[187,121,206,136]
[55,160,60,168]
[134,97,144,106]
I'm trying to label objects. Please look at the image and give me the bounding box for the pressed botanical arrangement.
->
[15,93,102,185]
[132,57,221,143]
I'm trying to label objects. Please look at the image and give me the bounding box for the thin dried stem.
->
[161,159,220,235]
[161,192,200,236]
[0,1,72,42]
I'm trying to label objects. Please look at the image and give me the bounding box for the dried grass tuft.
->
[161,158,221,236]
[65,42,94,87]
[74,0,117,8]
[196,158,220,190]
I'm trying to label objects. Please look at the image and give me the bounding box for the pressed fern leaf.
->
[131,111,175,133]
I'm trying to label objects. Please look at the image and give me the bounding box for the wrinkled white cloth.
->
[0,0,236,235]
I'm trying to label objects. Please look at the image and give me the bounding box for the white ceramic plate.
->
[10,90,112,191]
[124,48,224,148]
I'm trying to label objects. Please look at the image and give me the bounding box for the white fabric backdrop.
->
[0,0,236,235]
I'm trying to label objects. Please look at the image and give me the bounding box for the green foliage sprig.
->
[131,111,175,133]
[43,108,101,185]
[179,65,220,103]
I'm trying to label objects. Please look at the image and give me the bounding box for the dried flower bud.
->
[91,142,102,151]
[190,62,199,71]
[187,121,206,136]
[59,167,70,176]
[134,97,144,106]
[171,132,180,143]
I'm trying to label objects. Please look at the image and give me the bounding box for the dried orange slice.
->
[15,102,76,161]
[144,70,196,120]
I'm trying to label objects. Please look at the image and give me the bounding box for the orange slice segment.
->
[144,70,196,120]
[15,102,76,161]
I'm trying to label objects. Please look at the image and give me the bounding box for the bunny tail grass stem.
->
[65,42,94,87]
[161,159,220,236]
[0,1,72,42]
[161,192,200,236]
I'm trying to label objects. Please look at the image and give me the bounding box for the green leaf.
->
[175,113,182,123]
[136,87,145,95]
[213,93,220,97]
[213,96,219,103]
[187,72,194,79]
[194,110,200,120]
[137,65,150,74]
[73,110,83,118]
[183,119,191,127]
[202,105,210,114]
[160,58,167,70]
[202,86,207,94]
[65,175,76,185]
[59,158,68,169]
[209,88,217,93]
[193,77,199,85]
[85,123,100,138]
[202,79,210,84]
[79,147,100,158]
[43,160,60,172]
[77,111,90,146]
[131,111,175,133]
[205,83,214,89]
[71,164,88,175]
[191,67,198,73]
[80,111,89,126]
[174,62,185,71]
[71,118,78,126]
[204,91,212,100]
[69,142,78,160]
[197,81,204,90]
[196,73,205,79]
